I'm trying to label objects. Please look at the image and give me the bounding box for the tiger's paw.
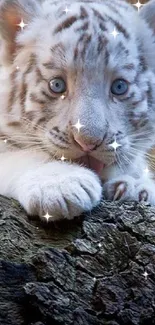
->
[103,175,136,202]
[135,180,155,205]
[15,162,102,221]
[103,175,155,205]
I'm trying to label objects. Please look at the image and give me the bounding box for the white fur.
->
[0,150,102,220]
[0,0,155,220]
[103,156,155,204]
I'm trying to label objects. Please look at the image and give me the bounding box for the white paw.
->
[14,162,102,221]
[103,175,136,201]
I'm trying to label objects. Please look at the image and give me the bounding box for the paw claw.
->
[113,182,126,201]
[139,190,148,202]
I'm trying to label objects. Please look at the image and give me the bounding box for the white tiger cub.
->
[0,0,155,221]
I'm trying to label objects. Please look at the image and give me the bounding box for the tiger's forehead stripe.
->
[97,35,108,55]
[54,16,78,35]
[36,0,134,71]
[79,5,89,18]
[115,42,129,56]
[81,34,92,60]
[58,5,88,19]
[54,2,130,39]
[53,5,131,66]
[75,21,89,32]
[92,8,106,22]
[54,5,88,34]
[92,7,130,40]
[107,17,130,40]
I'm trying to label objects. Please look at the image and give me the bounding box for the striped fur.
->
[0,0,155,173]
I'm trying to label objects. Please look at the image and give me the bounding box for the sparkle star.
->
[61,94,66,99]
[17,19,28,31]
[63,6,72,14]
[143,271,148,280]
[16,66,20,70]
[143,167,149,175]
[73,119,84,133]
[110,27,120,39]
[109,139,122,151]
[133,0,144,12]
[3,139,7,144]
[42,212,53,222]
[60,155,66,161]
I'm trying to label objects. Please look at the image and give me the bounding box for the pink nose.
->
[74,135,96,152]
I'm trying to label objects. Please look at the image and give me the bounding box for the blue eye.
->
[49,78,66,94]
[111,79,128,95]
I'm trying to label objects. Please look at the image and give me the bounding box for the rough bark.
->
[0,195,155,325]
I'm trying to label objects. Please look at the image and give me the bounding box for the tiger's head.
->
[0,0,155,175]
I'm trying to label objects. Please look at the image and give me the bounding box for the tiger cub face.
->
[0,0,155,174]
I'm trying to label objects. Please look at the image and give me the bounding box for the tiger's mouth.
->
[74,155,105,175]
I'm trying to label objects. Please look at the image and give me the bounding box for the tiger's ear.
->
[140,0,155,33]
[0,0,41,63]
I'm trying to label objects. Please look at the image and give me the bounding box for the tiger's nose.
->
[74,135,99,152]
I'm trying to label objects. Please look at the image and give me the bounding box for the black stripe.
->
[54,16,78,34]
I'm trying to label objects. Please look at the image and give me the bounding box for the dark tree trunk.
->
[0,195,155,325]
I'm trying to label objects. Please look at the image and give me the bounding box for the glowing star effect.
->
[3,139,7,144]
[110,27,120,39]
[109,139,122,151]
[73,119,84,133]
[16,66,20,70]
[61,94,66,100]
[17,19,28,31]
[42,212,53,222]
[143,167,149,175]
[63,6,72,14]
[133,0,144,12]
[143,271,148,280]
[60,155,67,161]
